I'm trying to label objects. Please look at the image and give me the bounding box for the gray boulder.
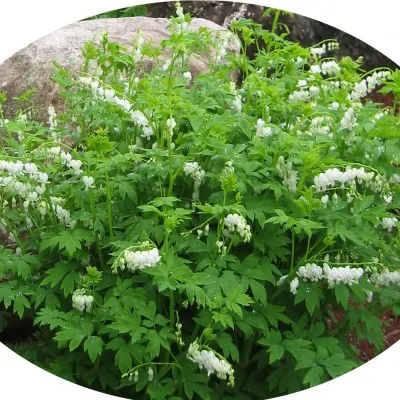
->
[0,17,240,122]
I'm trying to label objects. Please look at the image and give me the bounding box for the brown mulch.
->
[326,302,400,362]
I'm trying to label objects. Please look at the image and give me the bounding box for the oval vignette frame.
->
[0,2,399,400]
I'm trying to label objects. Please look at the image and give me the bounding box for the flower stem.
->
[105,170,114,240]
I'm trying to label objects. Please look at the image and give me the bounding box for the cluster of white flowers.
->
[294,262,364,289]
[114,247,161,273]
[255,118,273,138]
[0,160,60,228]
[276,156,298,193]
[187,341,234,387]
[183,161,205,201]
[228,82,242,113]
[47,106,58,140]
[371,109,389,123]
[349,81,368,102]
[340,105,360,131]
[53,203,76,229]
[381,217,398,232]
[288,89,310,103]
[370,270,400,287]
[322,263,364,287]
[72,289,94,313]
[310,44,327,57]
[223,213,251,242]
[64,153,84,175]
[288,80,320,103]
[306,115,333,137]
[313,166,375,191]
[321,60,341,76]
[78,76,154,140]
[166,116,176,141]
[349,71,391,102]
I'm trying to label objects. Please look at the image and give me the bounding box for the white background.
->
[0,1,399,399]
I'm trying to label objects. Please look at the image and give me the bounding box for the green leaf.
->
[263,305,292,327]
[108,308,141,334]
[303,365,325,387]
[305,287,320,316]
[61,272,79,296]
[149,196,181,208]
[56,329,84,351]
[13,259,31,280]
[334,284,350,309]
[84,336,104,362]
[118,181,137,202]
[13,292,30,318]
[249,279,267,304]
[41,263,69,288]
[218,332,240,362]
[0,284,15,308]
[212,311,234,329]
[268,344,285,364]
[106,337,133,373]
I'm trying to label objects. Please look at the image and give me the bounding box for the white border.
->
[0,1,399,400]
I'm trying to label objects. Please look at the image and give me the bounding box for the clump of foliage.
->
[1,2,400,399]
[85,5,147,20]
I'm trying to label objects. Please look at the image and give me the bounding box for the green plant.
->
[85,5,147,20]
[1,3,400,399]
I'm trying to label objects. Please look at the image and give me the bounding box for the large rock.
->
[0,17,240,122]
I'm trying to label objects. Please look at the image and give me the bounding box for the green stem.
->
[105,170,114,240]
[304,235,312,263]
[167,134,174,196]
[290,228,295,273]
[121,361,181,378]
[169,289,175,329]
[266,9,281,53]
[90,191,105,269]
[210,193,227,268]
[271,10,281,35]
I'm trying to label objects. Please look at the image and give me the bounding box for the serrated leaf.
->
[268,344,285,364]
[303,365,325,387]
[14,259,31,280]
[305,287,320,316]
[41,263,69,288]
[84,336,104,362]
[61,272,79,296]
[334,284,350,309]
[106,337,133,373]
[0,284,15,308]
[249,279,267,304]
[13,292,30,318]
